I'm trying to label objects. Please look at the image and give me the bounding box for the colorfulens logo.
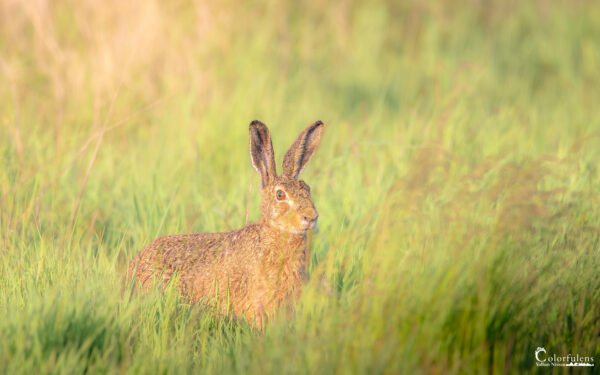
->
[535,347,595,367]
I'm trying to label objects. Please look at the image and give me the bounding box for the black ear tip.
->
[250,119,265,128]
[313,120,324,127]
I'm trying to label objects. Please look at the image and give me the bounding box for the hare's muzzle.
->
[310,216,319,233]
[302,213,319,230]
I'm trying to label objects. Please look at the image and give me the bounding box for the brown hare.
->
[128,120,325,328]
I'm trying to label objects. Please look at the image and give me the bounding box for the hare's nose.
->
[303,213,319,223]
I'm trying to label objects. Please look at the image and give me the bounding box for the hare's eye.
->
[276,190,286,201]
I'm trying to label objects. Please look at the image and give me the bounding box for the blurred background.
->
[2,0,598,140]
[1,0,599,373]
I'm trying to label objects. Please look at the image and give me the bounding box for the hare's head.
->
[249,120,324,235]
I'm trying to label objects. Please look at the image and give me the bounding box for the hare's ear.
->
[283,121,324,179]
[249,120,276,188]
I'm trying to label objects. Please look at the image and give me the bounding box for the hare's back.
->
[147,232,229,266]
[130,232,229,286]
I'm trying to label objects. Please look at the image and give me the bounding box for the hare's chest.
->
[257,241,306,298]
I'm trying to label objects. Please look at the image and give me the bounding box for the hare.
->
[128,120,325,327]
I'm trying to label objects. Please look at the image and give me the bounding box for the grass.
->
[1,0,599,373]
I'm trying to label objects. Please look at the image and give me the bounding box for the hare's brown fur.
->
[128,120,324,327]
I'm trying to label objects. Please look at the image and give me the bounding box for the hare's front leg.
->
[244,303,267,331]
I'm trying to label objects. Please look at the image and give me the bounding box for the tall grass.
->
[1,0,599,373]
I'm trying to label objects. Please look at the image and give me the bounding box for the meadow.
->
[1,0,599,373]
